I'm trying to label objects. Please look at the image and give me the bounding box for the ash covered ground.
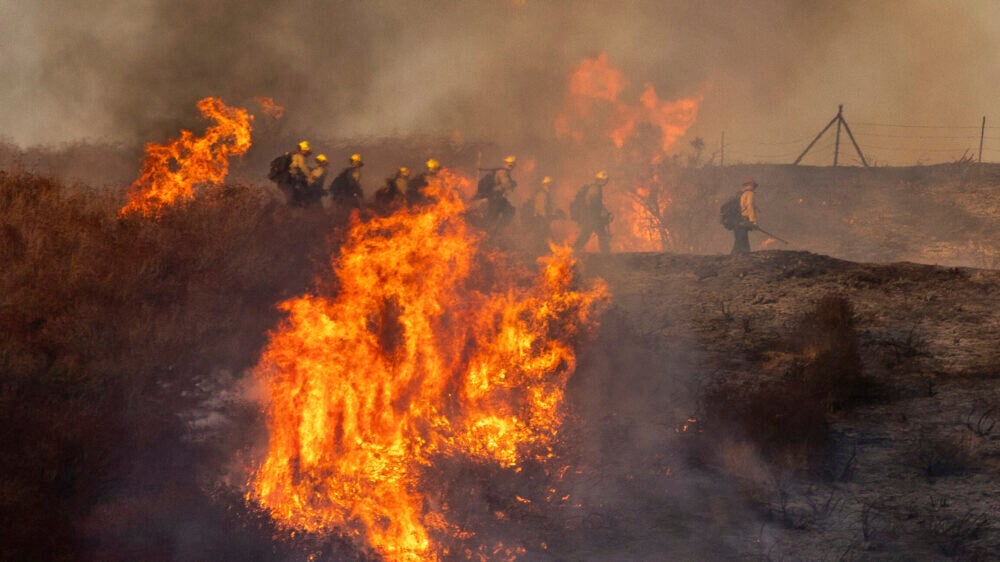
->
[575,250,1000,560]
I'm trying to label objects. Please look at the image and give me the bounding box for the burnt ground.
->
[547,250,1000,561]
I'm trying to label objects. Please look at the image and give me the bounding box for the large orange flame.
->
[120,97,252,217]
[553,53,701,252]
[249,172,609,560]
[555,53,699,158]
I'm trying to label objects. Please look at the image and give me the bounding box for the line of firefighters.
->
[272,141,612,253]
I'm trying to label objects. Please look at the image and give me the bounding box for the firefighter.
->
[524,175,561,251]
[572,170,611,254]
[328,153,365,210]
[407,158,441,206]
[301,154,329,207]
[280,140,311,206]
[375,166,410,214]
[732,177,759,254]
[476,155,517,230]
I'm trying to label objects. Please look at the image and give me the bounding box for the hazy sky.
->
[2,0,998,164]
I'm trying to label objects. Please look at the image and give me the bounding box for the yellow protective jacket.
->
[289,152,310,182]
[740,189,757,225]
[309,167,328,189]
[493,168,516,194]
[532,188,551,218]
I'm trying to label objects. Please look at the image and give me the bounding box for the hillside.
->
[5,141,1000,268]
[1,169,998,560]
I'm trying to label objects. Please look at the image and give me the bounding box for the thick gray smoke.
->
[2,0,997,163]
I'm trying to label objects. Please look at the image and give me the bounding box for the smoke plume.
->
[3,1,998,165]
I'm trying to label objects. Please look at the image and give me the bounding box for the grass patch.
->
[0,173,340,559]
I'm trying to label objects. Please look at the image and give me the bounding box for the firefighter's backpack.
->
[268,152,292,182]
[719,195,742,230]
[475,171,496,200]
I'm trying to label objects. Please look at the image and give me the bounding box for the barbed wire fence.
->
[717,107,999,167]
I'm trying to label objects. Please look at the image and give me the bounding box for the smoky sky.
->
[2,0,998,164]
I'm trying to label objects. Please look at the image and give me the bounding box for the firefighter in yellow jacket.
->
[299,154,328,207]
[375,166,410,214]
[523,176,562,253]
[572,171,612,254]
[328,153,365,209]
[732,177,758,254]
[483,155,517,229]
[408,158,441,206]
[283,140,312,206]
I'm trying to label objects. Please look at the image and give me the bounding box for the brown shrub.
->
[696,293,876,473]
[699,378,831,472]
[0,173,342,559]
[791,293,881,412]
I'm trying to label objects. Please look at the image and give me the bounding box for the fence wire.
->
[717,119,996,165]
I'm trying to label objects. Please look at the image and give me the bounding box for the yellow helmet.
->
[298,140,311,152]
[316,154,328,164]
[398,166,410,177]
[542,176,553,184]
[350,153,363,165]
[595,170,609,181]
[503,155,516,166]
[426,158,441,171]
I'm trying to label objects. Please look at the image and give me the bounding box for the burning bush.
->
[248,173,610,561]
[120,97,253,217]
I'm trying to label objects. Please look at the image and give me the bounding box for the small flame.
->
[254,96,285,119]
[676,416,699,433]
[120,97,252,217]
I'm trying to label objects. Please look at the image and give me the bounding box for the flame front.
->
[120,97,252,217]
[249,173,609,560]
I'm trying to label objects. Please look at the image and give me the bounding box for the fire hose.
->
[752,226,788,244]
